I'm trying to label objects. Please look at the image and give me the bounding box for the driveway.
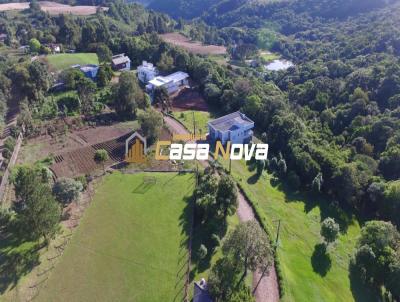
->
[163,115,280,302]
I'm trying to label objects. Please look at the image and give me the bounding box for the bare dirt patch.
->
[170,87,209,112]
[0,1,107,15]
[160,33,226,55]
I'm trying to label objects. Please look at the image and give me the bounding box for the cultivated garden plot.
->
[36,172,195,302]
[160,33,227,55]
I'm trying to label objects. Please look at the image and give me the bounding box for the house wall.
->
[138,69,157,83]
[208,123,254,144]
[113,61,130,71]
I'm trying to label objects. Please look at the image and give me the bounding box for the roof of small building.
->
[112,54,131,65]
[79,64,99,72]
[208,111,254,132]
[148,71,189,87]
[138,61,156,70]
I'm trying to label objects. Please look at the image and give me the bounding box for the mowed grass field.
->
[172,111,213,135]
[36,172,195,302]
[45,53,99,71]
[219,159,375,302]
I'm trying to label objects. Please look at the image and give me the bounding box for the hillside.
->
[148,0,399,22]
[148,0,219,19]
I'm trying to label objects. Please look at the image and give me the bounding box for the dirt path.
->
[163,115,280,302]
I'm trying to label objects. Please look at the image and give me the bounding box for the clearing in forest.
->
[44,53,99,71]
[160,33,227,55]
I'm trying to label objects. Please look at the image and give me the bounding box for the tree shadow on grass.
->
[276,178,353,234]
[311,243,332,277]
[0,232,41,294]
[247,172,261,185]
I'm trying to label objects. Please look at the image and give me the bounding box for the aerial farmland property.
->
[0,0,399,302]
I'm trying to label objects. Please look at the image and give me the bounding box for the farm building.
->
[111,53,131,71]
[146,71,189,95]
[208,111,254,144]
[48,43,61,53]
[137,61,158,84]
[73,64,99,80]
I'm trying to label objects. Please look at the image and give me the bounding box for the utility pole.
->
[192,111,196,137]
[275,219,281,250]
[229,157,232,174]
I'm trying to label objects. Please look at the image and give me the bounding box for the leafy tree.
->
[13,166,41,201]
[28,61,50,100]
[216,175,238,218]
[97,64,113,87]
[29,0,41,12]
[320,217,340,246]
[16,184,61,244]
[157,52,174,72]
[379,145,400,180]
[29,38,41,53]
[94,149,109,173]
[112,72,145,118]
[96,44,112,63]
[208,257,241,301]
[77,77,96,116]
[52,178,83,204]
[137,109,163,144]
[61,68,85,90]
[353,220,400,298]
[222,221,273,286]
[153,86,170,111]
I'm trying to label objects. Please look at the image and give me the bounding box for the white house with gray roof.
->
[111,53,131,71]
[146,71,189,95]
[208,111,254,144]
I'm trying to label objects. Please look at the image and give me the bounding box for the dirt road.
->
[163,115,280,302]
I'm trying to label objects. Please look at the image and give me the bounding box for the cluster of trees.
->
[208,220,273,302]
[3,165,85,246]
[194,169,238,261]
[352,221,400,300]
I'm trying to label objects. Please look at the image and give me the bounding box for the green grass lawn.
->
[171,111,213,135]
[259,50,280,62]
[218,159,376,302]
[45,53,99,71]
[36,172,195,302]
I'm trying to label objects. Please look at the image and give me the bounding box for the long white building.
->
[146,71,189,95]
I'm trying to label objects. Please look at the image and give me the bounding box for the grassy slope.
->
[219,159,373,302]
[171,111,212,135]
[46,53,99,71]
[36,172,195,302]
